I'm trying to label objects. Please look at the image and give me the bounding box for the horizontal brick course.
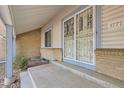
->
[96,48,124,81]
[0,37,6,61]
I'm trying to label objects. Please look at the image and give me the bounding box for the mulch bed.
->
[0,63,20,88]
[0,64,5,88]
[0,58,49,88]
[10,69,20,88]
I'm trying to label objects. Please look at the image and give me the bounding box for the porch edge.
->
[51,61,119,88]
[27,68,37,88]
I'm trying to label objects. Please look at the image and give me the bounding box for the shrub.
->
[13,55,28,71]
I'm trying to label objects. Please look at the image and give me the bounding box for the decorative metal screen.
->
[76,7,93,64]
[64,17,74,58]
[63,6,94,65]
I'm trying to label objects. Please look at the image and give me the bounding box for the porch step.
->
[20,71,34,88]
[51,61,124,88]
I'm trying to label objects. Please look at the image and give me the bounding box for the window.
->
[45,30,51,47]
[79,16,83,31]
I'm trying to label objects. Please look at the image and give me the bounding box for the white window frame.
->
[63,5,96,66]
[63,15,75,60]
[44,26,53,48]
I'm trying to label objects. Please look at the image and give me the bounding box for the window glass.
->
[45,30,51,47]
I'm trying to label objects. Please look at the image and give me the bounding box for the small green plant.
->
[13,55,28,71]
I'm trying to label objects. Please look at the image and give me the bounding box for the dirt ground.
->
[0,63,20,88]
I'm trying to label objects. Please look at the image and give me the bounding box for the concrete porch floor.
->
[20,61,124,88]
[29,63,104,88]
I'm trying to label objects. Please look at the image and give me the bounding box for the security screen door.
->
[63,6,95,65]
[76,7,93,64]
[64,17,74,59]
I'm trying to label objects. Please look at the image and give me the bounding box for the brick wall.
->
[0,37,6,61]
[96,48,124,81]
[16,28,41,58]
[40,48,62,61]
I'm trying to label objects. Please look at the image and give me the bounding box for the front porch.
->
[0,5,124,88]
[20,61,124,88]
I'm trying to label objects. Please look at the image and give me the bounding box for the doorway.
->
[63,6,96,68]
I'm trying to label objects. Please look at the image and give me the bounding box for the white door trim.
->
[62,5,96,66]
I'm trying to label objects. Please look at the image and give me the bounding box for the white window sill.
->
[0,61,6,64]
[41,47,61,49]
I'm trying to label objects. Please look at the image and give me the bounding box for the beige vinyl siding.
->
[101,5,124,48]
[0,18,6,36]
[41,5,79,48]
[40,6,79,61]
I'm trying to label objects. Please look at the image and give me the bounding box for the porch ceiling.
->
[9,5,65,34]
